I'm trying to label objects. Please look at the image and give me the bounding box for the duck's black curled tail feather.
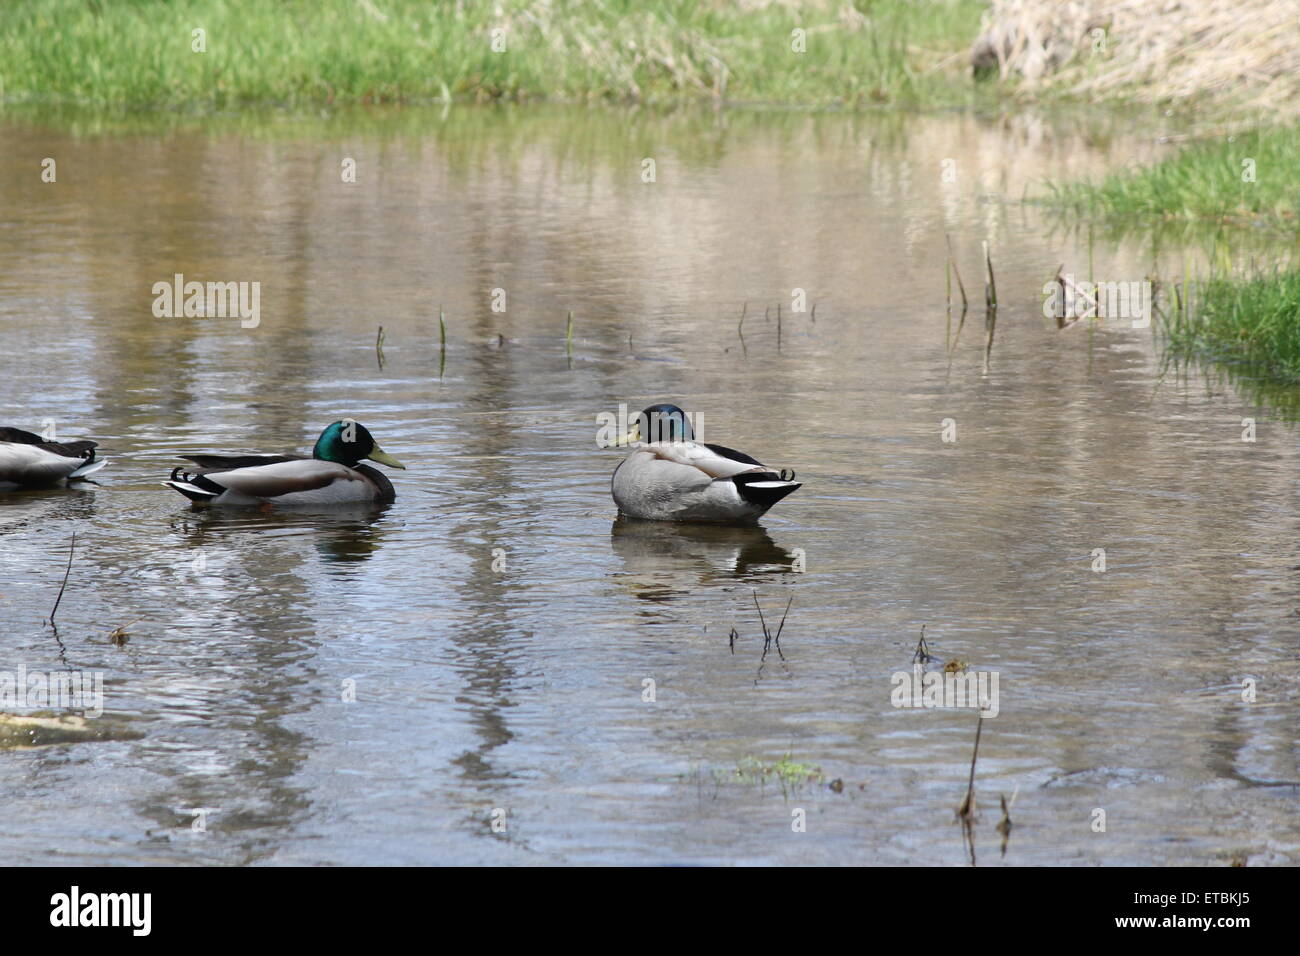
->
[164,470,225,502]
[731,471,802,511]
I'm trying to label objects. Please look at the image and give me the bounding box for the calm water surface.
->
[1,105,1297,865]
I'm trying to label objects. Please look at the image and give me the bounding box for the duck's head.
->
[622,403,695,444]
[313,420,406,469]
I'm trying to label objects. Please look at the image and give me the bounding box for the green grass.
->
[1164,266,1300,389]
[1048,124,1300,234]
[1048,124,1300,402]
[0,0,987,109]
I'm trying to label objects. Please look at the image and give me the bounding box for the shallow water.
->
[1,104,1297,865]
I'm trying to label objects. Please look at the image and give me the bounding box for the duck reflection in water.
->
[610,517,799,603]
[172,504,393,568]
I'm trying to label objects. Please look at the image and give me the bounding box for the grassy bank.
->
[1166,268,1300,387]
[0,0,985,109]
[1050,125,1300,233]
[1050,124,1300,399]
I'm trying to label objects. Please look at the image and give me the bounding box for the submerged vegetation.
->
[683,752,825,801]
[722,754,824,798]
[0,0,986,109]
[733,754,822,789]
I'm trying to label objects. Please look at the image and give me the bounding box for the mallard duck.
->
[0,426,107,489]
[610,403,801,523]
[165,420,405,506]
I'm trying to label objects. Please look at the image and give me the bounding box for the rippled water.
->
[1,105,1297,865]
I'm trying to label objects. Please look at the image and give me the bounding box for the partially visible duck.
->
[165,420,405,506]
[0,426,107,490]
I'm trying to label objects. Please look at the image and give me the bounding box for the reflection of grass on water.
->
[0,0,985,109]
[1160,352,1300,423]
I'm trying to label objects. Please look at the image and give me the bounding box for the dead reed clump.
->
[972,0,1300,119]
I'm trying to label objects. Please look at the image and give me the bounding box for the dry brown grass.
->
[972,0,1300,118]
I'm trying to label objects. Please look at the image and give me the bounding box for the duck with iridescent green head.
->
[164,420,405,506]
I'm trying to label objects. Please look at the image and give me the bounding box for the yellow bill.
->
[367,445,406,469]
[616,421,642,446]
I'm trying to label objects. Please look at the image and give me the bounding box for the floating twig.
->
[438,306,447,379]
[958,714,984,866]
[737,301,748,357]
[47,532,76,627]
[958,715,984,822]
[108,620,140,647]
[945,234,969,312]
[753,591,791,662]
[772,595,793,655]
[984,309,997,372]
[982,241,998,373]
[1088,223,1095,290]
[1053,268,1095,330]
[375,325,386,369]
[911,624,938,665]
[566,310,574,367]
[945,235,970,359]
[996,785,1017,858]
[982,239,997,312]
[949,304,969,358]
